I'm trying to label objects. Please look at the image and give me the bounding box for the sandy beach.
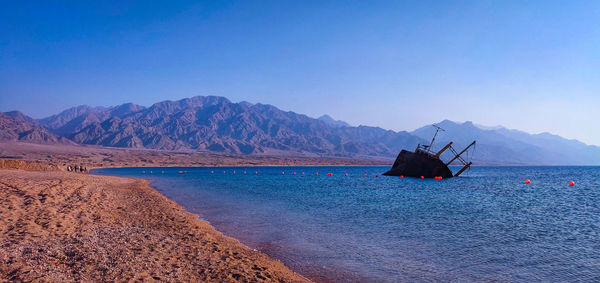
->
[0,141,384,282]
[0,169,307,282]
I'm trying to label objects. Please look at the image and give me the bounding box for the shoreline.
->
[101,166,381,282]
[140,175,315,282]
[0,168,309,282]
[0,142,388,281]
[91,164,390,170]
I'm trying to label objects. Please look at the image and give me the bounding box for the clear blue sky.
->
[1,1,599,145]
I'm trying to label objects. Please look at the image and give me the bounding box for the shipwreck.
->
[383,125,476,179]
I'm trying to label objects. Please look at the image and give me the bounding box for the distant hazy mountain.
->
[318,115,351,128]
[0,113,74,145]
[3,110,40,126]
[412,120,600,165]
[3,96,598,164]
[36,96,423,158]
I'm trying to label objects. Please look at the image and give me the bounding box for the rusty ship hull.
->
[382,149,454,178]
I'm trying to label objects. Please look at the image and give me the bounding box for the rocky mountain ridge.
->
[2,96,599,164]
[33,96,423,159]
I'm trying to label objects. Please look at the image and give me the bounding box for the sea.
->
[93,166,600,282]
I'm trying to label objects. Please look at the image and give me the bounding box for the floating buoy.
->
[316,172,319,175]
[149,171,152,174]
[420,176,424,179]
[345,173,348,176]
[293,172,296,175]
[161,171,164,174]
[255,171,258,174]
[211,171,214,173]
[327,173,332,176]
[142,171,145,173]
[282,172,285,175]
[525,179,531,184]
[233,170,236,174]
[179,171,183,174]
[400,175,404,178]
[375,174,379,178]
[569,181,575,186]
[244,171,246,174]
[302,172,304,175]
[364,174,367,177]
[223,171,226,174]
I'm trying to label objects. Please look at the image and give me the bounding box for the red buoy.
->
[244,171,246,174]
[420,176,424,179]
[345,173,348,176]
[569,181,575,186]
[316,172,319,175]
[302,172,304,175]
[223,171,226,174]
[400,175,404,178]
[255,171,258,174]
[282,172,285,175]
[161,171,164,174]
[211,171,214,173]
[293,172,296,175]
[364,174,367,177]
[142,171,145,173]
[233,170,236,174]
[375,174,379,177]
[525,179,531,184]
[179,171,183,174]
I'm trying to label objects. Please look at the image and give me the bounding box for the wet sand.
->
[0,169,307,282]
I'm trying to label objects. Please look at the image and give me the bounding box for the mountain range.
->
[1,95,599,165]
[0,112,74,145]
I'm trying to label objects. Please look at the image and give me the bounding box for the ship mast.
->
[446,141,476,166]
[446,141,476,177]
[428,125,445,152]
[434,142,453,158]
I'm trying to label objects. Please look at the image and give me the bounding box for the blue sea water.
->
[93,166,600,282]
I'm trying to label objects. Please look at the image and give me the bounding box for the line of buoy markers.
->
[143,170,389,177]
[525,179,575,186]
[139,171,577,186]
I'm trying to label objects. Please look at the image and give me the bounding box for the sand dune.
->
[0,170,307,282]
